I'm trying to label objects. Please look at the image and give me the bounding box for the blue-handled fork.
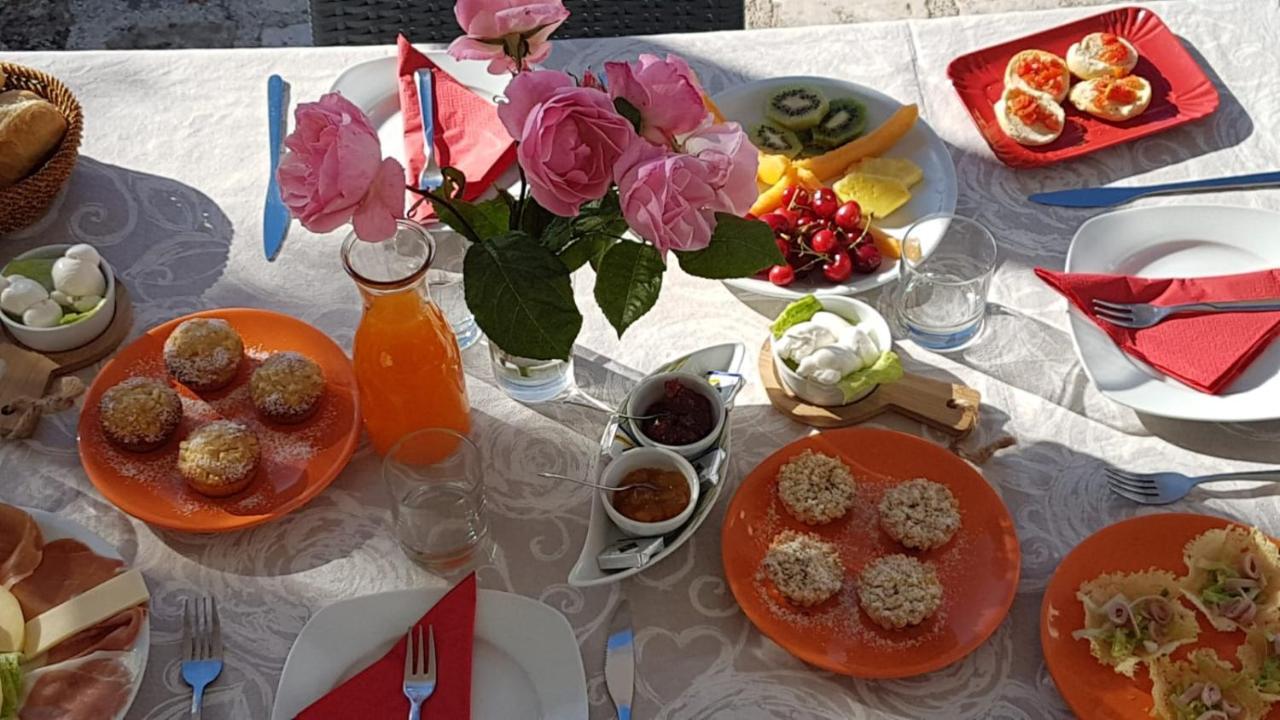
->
[181,596,224,720]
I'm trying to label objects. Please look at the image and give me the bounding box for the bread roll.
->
[0,90,68,188]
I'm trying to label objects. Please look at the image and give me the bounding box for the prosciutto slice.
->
[19,652,134,720]
[43,607,146,666]
[0,504,43,589]
[11,539,123,618]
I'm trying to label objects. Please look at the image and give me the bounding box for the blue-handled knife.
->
[1029,170,1280,209]
[605,599,634,720]
[264,74,292,261]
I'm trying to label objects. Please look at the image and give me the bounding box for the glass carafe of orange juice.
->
[342,220,470,455]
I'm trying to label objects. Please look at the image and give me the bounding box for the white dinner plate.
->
[713,76,958,299]
[270,588,588,720]
[21,507,150,720]
[330,53,519,190]
[1064,204,1280,422]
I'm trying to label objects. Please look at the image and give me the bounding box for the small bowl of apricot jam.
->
[601,447,700,536]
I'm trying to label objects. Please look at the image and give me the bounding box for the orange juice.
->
[343,220,470,456]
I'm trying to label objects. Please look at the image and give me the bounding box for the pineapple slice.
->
[849,157,923,188]
[832,172,912,219]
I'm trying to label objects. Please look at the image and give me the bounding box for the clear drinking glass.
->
[428,268,480,351]
[383,428,489,573]
[896,214,997,351]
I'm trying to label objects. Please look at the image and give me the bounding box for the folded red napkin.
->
[297,574,476,719]
[397,35,516,222]
[1036,267,1280,394]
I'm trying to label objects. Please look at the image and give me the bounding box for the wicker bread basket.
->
[0,63,83,235]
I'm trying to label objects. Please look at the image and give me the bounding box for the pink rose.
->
[682,122,759,217]
[614,142,719,256]
[448,0,570,74]
[498,70,637,217]
[604,54,707,145]
[276,93,405,242]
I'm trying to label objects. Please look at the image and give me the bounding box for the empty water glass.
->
[896,214,997,351]
[384,428,489,573]
[428,268,480,350]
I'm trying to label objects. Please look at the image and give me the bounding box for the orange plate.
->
[721,428,1020,678]
[1042,513,1280,720]
[78,308,360,532]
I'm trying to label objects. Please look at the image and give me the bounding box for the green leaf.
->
[540,216,576,254]
[430,197,510,243]
[464,231,582,360]
[835,351,902,404]
[1,258,55,290]
[613,97,643,134]
[593,242,665,336]
[770,295,824,339]
[674,213,784,279]
[559,235,611,271]
[520,195,559,239]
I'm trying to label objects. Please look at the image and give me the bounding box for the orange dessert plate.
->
[721,427,1020,678]
[78,308,360,532]
[1042,513,1280,720]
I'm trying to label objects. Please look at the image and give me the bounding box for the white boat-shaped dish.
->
[568,343,744,587]
[21,507,150,720]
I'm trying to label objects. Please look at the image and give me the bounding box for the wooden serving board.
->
[758,340,981,438]
[0,283,132,438]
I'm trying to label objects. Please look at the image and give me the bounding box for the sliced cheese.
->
[23,569,148,658]
[0,588,21,653]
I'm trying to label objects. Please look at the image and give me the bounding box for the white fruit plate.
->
[713,76,958,299]
[568,343,744,587]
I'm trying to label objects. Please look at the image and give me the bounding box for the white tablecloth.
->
[5,1,1280,717]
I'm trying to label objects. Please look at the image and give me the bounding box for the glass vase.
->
[488,344,574,404]
[343,219,471,454]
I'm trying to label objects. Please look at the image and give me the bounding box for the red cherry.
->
[788,187,811,209]
[810,189,839,218]
[810,228,837,255]
[834,201,863,232]
[793,209,817,228]
[774,236,794,260]
[780,185,799,206]
[768,264,796,286]
[761,212,790,234]
[852,241,882,274]
[822,250,853,283]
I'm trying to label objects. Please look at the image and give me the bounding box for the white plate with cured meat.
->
[0,504,150,720]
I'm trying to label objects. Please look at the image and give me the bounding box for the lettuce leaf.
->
[1,258,55,291]
[0,652,20,719]
[770,295,823,339]
[836,351,903,403]
[57,297,105,325]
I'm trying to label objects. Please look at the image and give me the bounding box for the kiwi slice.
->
[810,97,868,149]
[749,123,803,158]
[765,86,829,131]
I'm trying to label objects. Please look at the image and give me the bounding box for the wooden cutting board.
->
[758,340,981,438]
[0,283,131,438]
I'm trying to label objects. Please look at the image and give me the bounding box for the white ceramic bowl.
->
[770,295,893,407]
[625,372,726,458]
[600,447,700,537]
[1,244,116,353]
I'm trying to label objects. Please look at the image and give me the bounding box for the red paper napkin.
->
[1035,267,1280,394]
[397,35,516,222]
[297,573,476,719]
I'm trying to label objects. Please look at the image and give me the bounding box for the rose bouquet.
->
[280,0,782,361]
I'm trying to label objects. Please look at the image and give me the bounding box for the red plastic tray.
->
[947,6,1219,168]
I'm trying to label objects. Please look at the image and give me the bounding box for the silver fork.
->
[1091,297,1280,329]
[414,69,443,192]
[403,625,437,720]
[1105,467,1280,504]
[180,597,224,720]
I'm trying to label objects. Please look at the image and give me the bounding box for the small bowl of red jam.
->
[625,372,725,458]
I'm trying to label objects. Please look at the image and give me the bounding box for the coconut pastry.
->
[1071,569,1200,677]
[994,87,1065,146]
[1237,615,1280,701]
[1181,526,1280,632]
[1067,32,1139,80]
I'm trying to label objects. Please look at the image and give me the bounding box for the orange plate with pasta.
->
[78,308,360,532]
[721,428,1020,678]
[1042,513,1280,720]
